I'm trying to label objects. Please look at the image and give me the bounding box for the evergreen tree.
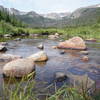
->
[0,9,26,27]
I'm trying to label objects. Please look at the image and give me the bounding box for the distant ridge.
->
[0,3,100,27]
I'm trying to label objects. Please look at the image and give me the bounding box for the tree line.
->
[0,9,26,27]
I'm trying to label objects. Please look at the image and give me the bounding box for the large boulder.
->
[28,51,48,62]
[3,58,35,77]
[58,37,86,50]
[0,54,22,62]
[0,45,7,52]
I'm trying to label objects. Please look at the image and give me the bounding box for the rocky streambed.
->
[0,38,100,98]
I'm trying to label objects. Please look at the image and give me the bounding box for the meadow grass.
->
[0,72,96,100]
[1,81,95,100]
[0,21,100,39]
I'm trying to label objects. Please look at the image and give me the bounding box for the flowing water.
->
[0,38,100,98]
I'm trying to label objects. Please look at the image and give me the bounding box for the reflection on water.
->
[0,38,100,97]
[36,62,47,67]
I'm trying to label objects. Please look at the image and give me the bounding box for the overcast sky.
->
[0,0,100,13]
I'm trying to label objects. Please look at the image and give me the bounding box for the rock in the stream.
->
[0,54,22,62]
[82,56,89,62]
[29,34,40,37]
[80,51,89,55]
[0,42,8,46]
[52,46,58,49]
[3,58,35,77]
[60,50,66,54]
[48,35,59,40]
[28,51,48,62]
[55,72,67,82]
[0,45,7,52]
[58,37,86,50]
[55,33,59,36]
[21,33,29,37]
[37,44,44,49]
[14,38,21,41]
[4,34,12,38]
[86,38,96,42]
[41,32,49,35]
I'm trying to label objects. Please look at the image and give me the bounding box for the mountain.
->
[62,4,100,26]
[0,5,4,10]
[9,8,27,15]
[0,6,25,29]
[0,6,56,27]
[41,12,70,19]
[0,4,100,27]
[70,4,100,19]
[16,13,56,27]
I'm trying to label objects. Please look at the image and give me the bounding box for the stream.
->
[0,38,100,98]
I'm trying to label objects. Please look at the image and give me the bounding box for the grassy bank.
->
[0,21,100,39]
[0,8,100,39]
[1,76,97,100]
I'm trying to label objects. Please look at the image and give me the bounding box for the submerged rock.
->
[58,37,86,50]
[55,72,67,82]
[80,51,89,55]
[67,73,95,91]
[28,51,48,62]
[82,56,89,62]
[60,50,66,54]
[37,44,44,50]
[0,54,22,62]
[14,38,21,41]
[0,45,7,52]
[3,58,35,77]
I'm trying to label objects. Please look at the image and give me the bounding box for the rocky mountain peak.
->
[41,12,71,19]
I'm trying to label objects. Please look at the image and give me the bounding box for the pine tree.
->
[0,9,25,27]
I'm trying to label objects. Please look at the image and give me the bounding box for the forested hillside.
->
[0,9,26,35]
[62,7,100,27]
[0,4,100,39]
[0,4,100,28]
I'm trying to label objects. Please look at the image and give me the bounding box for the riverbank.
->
[0,22,100,40]
[2,77,97,100]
